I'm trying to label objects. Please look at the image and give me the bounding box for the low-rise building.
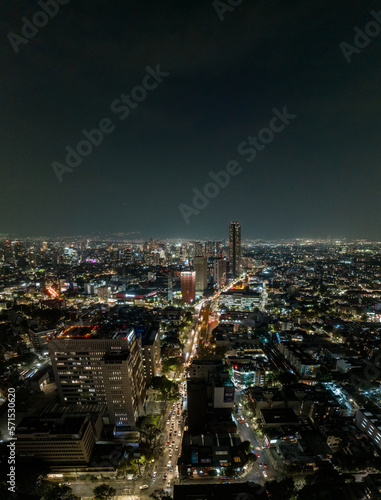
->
[355,409,381,450]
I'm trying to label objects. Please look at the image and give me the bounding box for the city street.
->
[234,391,284,485]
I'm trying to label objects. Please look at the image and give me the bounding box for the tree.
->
[224,465,235,477]
[141,424,161,448]
[246,452,257,463]
[93,483,117,500]
[149,376,180,402]
[266,478,295,500]
[150,488,172,500]
[241,440,252,452]
[36,480,78,500]
[298,465,347,500]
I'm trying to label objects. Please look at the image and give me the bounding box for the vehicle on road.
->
[140,485,149,490]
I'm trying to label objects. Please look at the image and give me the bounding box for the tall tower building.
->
[229,221,241,277]
[193,256,208,291]
[49,328,146,431]
[181,271,196,303]
[214,258,227,288]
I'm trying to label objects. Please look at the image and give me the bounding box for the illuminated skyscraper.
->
[213,258,227,288]
[229,221,241,277]
[193,256,208,291]
[181,271,196,303]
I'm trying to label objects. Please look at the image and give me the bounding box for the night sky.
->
[1,0,381,240]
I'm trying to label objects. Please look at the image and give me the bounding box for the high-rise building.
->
[141,328,161,385]
[205,241,216,256]
[49,328,147,430]
[181,271,196,303]
[213,258,227,288]
[97,285,110,303]
[229,221,241,277]
[189,241,204,258]
[193,256,208,291]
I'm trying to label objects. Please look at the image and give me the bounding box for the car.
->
[178,431,181,436]
[169,453,172,458]
[139,485,149,490]
[166,420,170,424]
[175,446,179,451]
[264,463,268,467]
[152,471,157,478]
[163,473,167,479]
[245,423,249,427]
[263,471,268,478]
[167,440,170,445]
[172,440,175,444]
[256,453,261,458]
[170,466,174,472]
[167,461,171,467]
[169,433,172,438]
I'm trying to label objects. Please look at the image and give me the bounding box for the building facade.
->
[15,414,102,463]
[229,221,241,277]
[181,271,196,303]
[48,327,147,430]
[193,256,208,291]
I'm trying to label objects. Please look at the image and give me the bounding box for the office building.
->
[229,221,241,277]
[193,255,208,291]
[97,285,111,303]
[48,327,147,430]
[189,359,224,380]
[189,241,204,258]
[355,409,381,450]
[141,328,161,384]
[213,258,227,288]
[15,414,102,464]
[181,271,196,303]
